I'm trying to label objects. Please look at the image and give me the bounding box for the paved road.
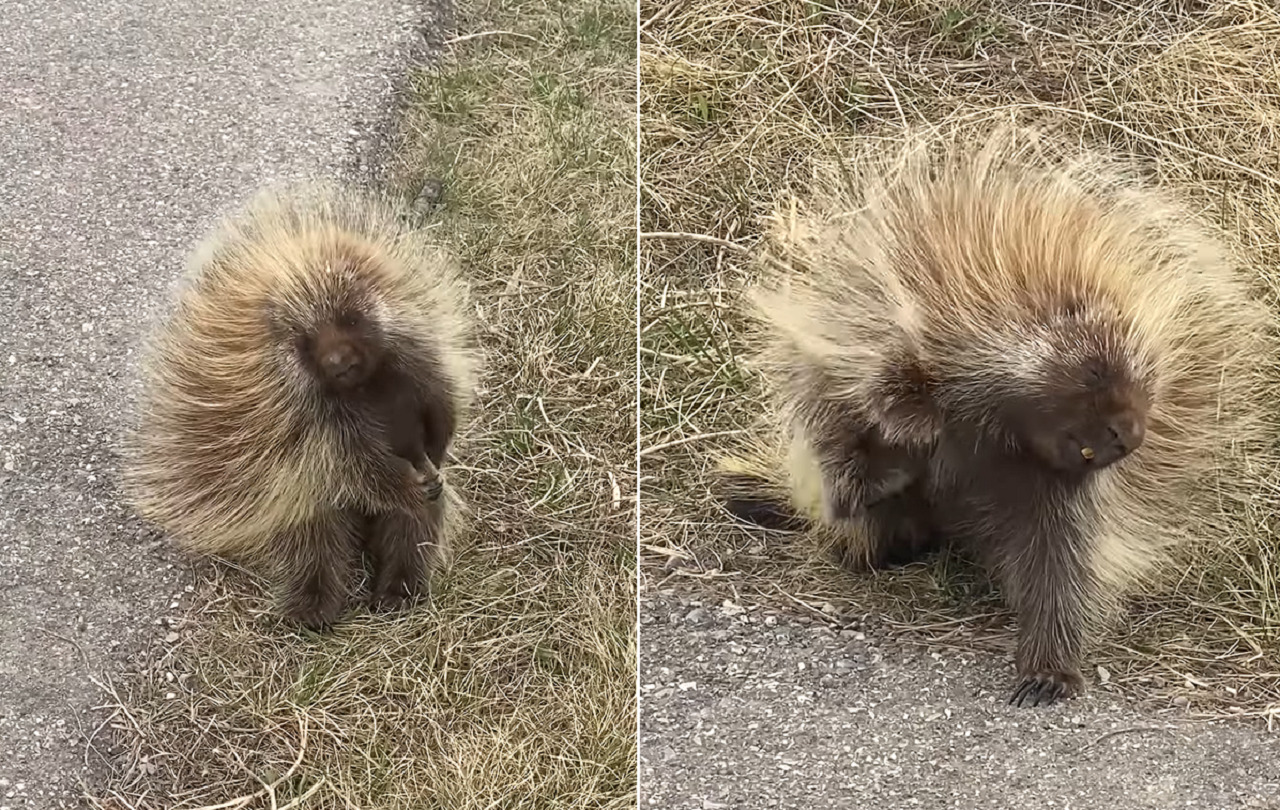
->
[640,588,1280,810]
[0,1,438,804]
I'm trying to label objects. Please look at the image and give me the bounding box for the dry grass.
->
[89,0,638,805]
[640,0,1280,723]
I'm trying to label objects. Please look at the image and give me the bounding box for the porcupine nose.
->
[323,345,359,378]
[1108,413,1146,456]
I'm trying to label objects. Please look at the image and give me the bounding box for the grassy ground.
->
[640,0,1280,722]
[91,0,637,806]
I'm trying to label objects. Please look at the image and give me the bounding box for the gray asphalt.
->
[640,588,1280,810]
[0,1,441,805]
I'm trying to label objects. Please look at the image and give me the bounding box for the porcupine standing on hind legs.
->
[301,303,457,615]
[125,184,480,630]
[719,126,1274,706]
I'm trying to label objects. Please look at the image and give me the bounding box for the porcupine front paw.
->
[406,459,444,502]
[1009,668,1084,708]
[415,471,444,501]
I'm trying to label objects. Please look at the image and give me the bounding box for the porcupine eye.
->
[1082,358,1106,385]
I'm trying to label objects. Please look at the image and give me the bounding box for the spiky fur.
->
[124,183,481,628]
[718,125,1277,705]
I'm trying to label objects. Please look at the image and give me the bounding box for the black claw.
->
[1032,684,1050,707]
[421,479,443,501]
[1010,678,1037,707]
[370,592,407,613]
[1010,675,1068,708]
[290,603,340,632]
[1047,681,1066,706]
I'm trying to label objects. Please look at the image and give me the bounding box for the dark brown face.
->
[1006,357,1150,475]
[303,310,382,391]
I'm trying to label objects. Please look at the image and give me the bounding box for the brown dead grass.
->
[89,0,638,806]
[640,0,1280,724]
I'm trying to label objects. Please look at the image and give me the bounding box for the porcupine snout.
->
[1066,410,1147,471]
[315,337,372,388]
[1107,412,1146,455]
[322,343,359,377]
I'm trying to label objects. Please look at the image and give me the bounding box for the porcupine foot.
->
[282,573,349,631]
[365,507,436,611]
[830,482,941,573]
[1009,668,1084,708]
[862,488,940,570]
[276,516,358,631]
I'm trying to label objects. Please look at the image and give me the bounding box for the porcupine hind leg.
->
[366,500,444,611]
[808,409,938,572]
[275,511,361,631]
[860,482,940,569]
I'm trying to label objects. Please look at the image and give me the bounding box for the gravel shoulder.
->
[0,1,436,804]
[640,588,1280,810]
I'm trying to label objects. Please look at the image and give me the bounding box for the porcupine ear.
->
[863,351,942,448]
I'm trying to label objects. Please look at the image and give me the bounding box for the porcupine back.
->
[741,125,1276,594]
[123,184,480,564]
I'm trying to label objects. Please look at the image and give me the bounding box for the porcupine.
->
[124,183,480,630]
[716,125,1275,706]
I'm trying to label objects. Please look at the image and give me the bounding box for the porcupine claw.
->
[1009,669,1083,708]
[413,457,444,502]
[422,478,443,501]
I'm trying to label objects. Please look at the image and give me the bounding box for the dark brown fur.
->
[826,348,1150,706]
[303,315,454,497]
[787,359,941,569]
[284,312,458,628]
[726,339,1152,706]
